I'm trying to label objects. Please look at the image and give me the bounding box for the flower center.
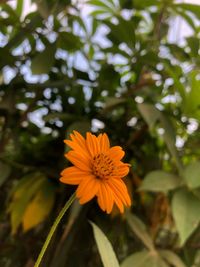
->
[92,153,114,179]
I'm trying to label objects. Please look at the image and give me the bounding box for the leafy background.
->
[0,0,200,266]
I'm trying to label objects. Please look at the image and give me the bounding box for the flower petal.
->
[97,184,106,212]
[79,178,100,204]
[107,146,125,162]
[107,179,131,207]
[113,164,130,178]
[65,151,92,172]
[86,132,100,157]
[103,181,124,213]
[70,131,87,150]
[101,182,114,213]
[60,166,87,184]
[98,133,110,153]
[76,175,97,199]
[64,139,91,160]
[112,191,124,213]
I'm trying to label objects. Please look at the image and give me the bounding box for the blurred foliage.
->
[0,0,200,266]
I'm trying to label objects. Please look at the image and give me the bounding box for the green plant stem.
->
[34,192,76,267]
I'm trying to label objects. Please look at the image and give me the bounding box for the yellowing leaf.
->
[90,221,120,267]
[8,173,55,234]
[8,175,44,235]
[22,185,55,232]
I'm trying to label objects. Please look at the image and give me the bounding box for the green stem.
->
[34,192,76,267]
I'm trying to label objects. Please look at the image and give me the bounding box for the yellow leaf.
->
[8,173,54,234]
[22,187,55,232]
[8,174,45,235]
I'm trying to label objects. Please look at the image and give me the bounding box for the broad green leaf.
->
[121,250,169,267]
[183,161,200,189]
[125,212,155,251]
[159,250,187,267]
[0,161,11,186]
[31,42,56,74]
[137,103,160,129]
[140,170,182,192]
[172,189,200,246]
[22,180,55,231]
[90,221,120,267]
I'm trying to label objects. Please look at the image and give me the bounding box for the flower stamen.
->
[92,153,114,179]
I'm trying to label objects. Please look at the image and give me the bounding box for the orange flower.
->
[60,131,131,213]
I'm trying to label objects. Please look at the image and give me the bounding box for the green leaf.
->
[183,161,200,189]
[16,0,24,17]
[163,61,185,99]
[171,8,196,30]
[166,44,189,62]
[174,3,200,19]
[137,103,160,129]
[31,42,56,74]
[103,97,126,111]
[58,32,83,52]
[121,250,169,267]
[66,121,91,136]
[132,0,160,9]
[187,37,200,57]
[138,102,182,172]
[88,0,115,11]
[172,189,200,246]
[0,161,11,186]
[193,250,200,266]
[43,112,74,122]
[159,250,187,267]
[140,170,182,192]
[105,18,135,48]
[1,4,19,20]
[125,212,155,251]
[183,70,200,120]
[90,9,111,17]
[33,0,50,19]
[90,221,120,267]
